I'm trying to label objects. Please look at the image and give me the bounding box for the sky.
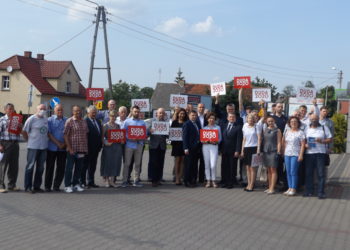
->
[1,0,349,92]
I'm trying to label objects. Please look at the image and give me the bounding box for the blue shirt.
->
[96,110,112,125]
[48,115,67,151]
[124,117,146,149]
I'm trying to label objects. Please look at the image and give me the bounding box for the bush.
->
[331,113,347,153]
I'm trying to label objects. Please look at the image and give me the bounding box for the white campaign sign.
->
[252,88,271,102]
[169,128,183,141]
[296,87,316,102]
[210,82,226,96]
[153,110,171,121]
[151,121,170,135]
[170,94,188,108]
[131,99,150,112]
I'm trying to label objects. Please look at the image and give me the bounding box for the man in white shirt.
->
[22,104,49,193]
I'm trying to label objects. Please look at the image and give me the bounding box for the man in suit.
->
[196,103,208,184]
[214,94,243,127]
[220,113,243,188]
[148,108,168,187]
[81,105,102,188]
[183,110,201,187]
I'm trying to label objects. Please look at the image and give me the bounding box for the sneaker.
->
[0,188,8,193]
[7,187,20,192]
[133,181,143,187]
[287,191,296,196]
[64,187,73,193]
[73,185,84,192]
[121,182,128,188]
[318,193,326,199]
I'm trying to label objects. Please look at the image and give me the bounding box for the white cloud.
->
[155,16,223,37]
[191,16,222,35]
[155,17,189,38]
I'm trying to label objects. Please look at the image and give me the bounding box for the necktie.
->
[93,119,100,134]
[227,123,232,132]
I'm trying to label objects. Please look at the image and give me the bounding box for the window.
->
[67,69,71,74]
[2,76,10,90]
[66,81,71,93]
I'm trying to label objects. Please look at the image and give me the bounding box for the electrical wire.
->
[67,0,96,9]
[41,0,95,16]
[108,13,334,76]
[108,20,334,80]
[15,0,93,21]
[46,24,94,55]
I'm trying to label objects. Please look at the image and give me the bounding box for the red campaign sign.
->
[86,88,104,100]
[234,76,251,89]
[108,129,126,143]
[127,126,147,140]
[200,129,219,143]
[8,113,23,135]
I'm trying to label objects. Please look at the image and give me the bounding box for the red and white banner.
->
[151,121,169,135]
[8,113,23,135]
[210,82,226,96]
[252,88,271,102]
[127,126,146,140]
[108,129,126,143]
[169,128,183,141]
[86,88,104,101]
[170,94,188,108]
[131,99,150,112]
[200,129,219,143]
[296,87,316,102]
[234,76,251,89]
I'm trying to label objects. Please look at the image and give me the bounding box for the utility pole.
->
[338,70,343,89]
[88,4,113,92]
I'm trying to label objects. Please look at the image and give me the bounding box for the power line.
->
[108,20,334,80]
[108,13,334,76]
[108,25,327,83]
[15,0,93,21]
[67,0,96,9]
[46,24,94,55]
[41,0,95,16]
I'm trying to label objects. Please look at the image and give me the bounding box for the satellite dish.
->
[6,66,13,73]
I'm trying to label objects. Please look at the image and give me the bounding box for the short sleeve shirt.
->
[64,117,89,153]
[304,126,332,154]
[23,115,49,150]
[284,130,305,156]
[243,123,262,147]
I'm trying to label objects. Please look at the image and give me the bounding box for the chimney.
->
[24,51,32,58]
[37,54,44,60]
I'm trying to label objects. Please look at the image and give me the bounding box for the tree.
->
[251,77,278,102]
[331,113,347,153]
[175,67,185,85]
[317,85,337,116]
[303,80,315,88]
[104,80,154,109]
[282,85,296,97]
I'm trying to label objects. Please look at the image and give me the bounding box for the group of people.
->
[0,91,334,199]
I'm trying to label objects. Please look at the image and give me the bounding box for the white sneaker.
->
[64,186,73,193]
[73,185,84,192]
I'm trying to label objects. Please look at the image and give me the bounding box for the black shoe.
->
[25,188,35,194]
[152,182,158,187]
[226,185,233,189]
[45,188,52,192]
[53,187,61,192]
[303,193,313,197]
[318,193,326,199]
[220,184,227,188]
[33,188,45,193]
[240,182,247,187]
[88,184,99,188]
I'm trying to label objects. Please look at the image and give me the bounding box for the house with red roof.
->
[0,51,87,116]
